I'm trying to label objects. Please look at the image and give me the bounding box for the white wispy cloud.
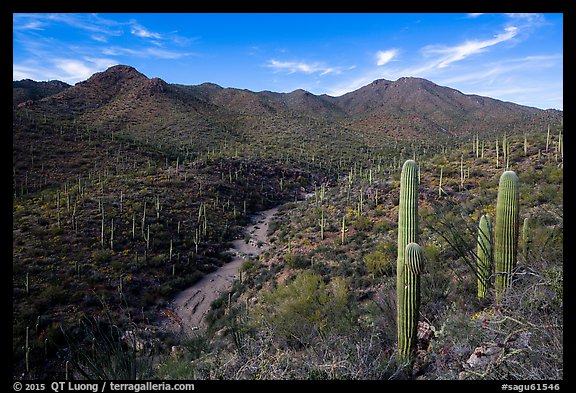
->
[102,46,195,59]
[13,13,200,85]
[14,13,125,44]
[52,59,103,81]
[363,25,521,79]
[375,49,399,66]
[13,20,45,31]
[91,34,109,43]
[13,64,43,81]
[423,26,518,69]
[437,54,562,85]
[46,13,124,36]
[325,23,558,108]
[473,82,563,110]
[504,13,542,20]
[13,57,118,84]
[266,59,354,76]
[130,23,162,39]
[466,13,542,21]
[127,20,196,47]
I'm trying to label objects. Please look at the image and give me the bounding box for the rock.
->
[417,321,435,350]
[507,330,531,349]
[461,331,531,377]
[171,345,184,357]
[464,343,503,370]
[121,330,146,352]
[17,99,34,108]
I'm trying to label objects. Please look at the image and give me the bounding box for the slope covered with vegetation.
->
[155,128,563,380]
[12,65,563,380]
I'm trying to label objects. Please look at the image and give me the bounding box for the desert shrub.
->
[266,219,280,235]
[283,252,310,269]
[373,217,394,233]
[42,283,67,305]
[430,266,563,380]
[156,308,398,380]
[259,271,351,348]
[93,249,113,264]
[280,202,297,211]
[64,312,155,380]
[364,240,396,278]
[353,215,373,232]
[420,243,453,322]
[309,244,339,261]
[350,230,368,245]
[240,258,258,272]
[147,253,167,267]
[182,334,210,360]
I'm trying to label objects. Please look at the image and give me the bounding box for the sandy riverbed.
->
[165,206,279,335]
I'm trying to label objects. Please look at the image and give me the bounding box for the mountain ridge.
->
[14,64,562,143]
[13,79,71,107]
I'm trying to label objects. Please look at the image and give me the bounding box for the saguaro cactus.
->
[438,167,445,197]
[318,208,325,240]
[494,171,520,301]
[396,159,419,363]
[476,214,492,300]
[398,242,424,363]
[522,216,531,262]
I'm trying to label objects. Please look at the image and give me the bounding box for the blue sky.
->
[13,13,563,110]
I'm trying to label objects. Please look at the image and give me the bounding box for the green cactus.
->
[496,138,499,168]
[476,214,492,300]
[341,216,346,245]
[398,242,424,363]
[438,167,445,197]
[397,159,419,271]
[522,216,531,262]
[494,170,520,301]
[318,208,325,240]
[396,159,419,363]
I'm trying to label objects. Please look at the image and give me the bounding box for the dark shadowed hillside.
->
[13,79,70,107]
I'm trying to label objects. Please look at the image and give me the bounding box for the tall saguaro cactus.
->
[494,171,520,301]
[396,159,419,363]
[476,214,492,300]
[398,242,424,363]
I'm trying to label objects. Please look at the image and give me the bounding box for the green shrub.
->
[353,216,373,232]
[92,249,113,264]
[240,258,258,272]
[259,271,350,348]
[283,253,310,269]
[43,283,67,304]
[363,241,396,277]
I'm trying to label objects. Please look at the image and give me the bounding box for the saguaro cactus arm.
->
[476,214,492,300]
[522,216,531,262]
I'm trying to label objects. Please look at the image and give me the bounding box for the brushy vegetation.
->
[13,78,562,380]
[154,129,562,380]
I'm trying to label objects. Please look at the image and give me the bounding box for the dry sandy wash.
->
[164,207,279,335]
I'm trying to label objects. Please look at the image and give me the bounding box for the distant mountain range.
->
[13,79,70,107]
[14,65,562,143]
